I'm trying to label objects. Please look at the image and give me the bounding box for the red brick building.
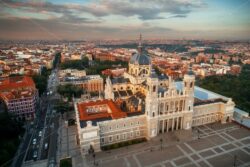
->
[0,76,39,120]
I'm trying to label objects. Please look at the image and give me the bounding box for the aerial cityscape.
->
[0,0,249,167]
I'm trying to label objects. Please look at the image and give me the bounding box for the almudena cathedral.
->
[74,35,235,155]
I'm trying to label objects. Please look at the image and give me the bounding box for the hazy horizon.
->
[0,0,249,41]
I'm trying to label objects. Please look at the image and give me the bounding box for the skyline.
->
[0,0,249,40]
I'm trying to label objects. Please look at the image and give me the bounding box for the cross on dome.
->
[138,33,143,54]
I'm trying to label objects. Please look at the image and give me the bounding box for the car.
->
[39,131,42,137]
[44,143,48,150]
[33,151,38,158]
[32,138,37,145]
[49,160,55,167]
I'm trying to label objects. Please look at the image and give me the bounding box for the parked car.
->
[33,151,38,158]
[39,131,42,137]
[32,138,37,145]
[44,143,48,150]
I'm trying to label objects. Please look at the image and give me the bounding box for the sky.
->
[0,0,249,40]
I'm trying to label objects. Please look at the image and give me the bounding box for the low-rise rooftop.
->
[0,76,36,91]
[77,99,127,122]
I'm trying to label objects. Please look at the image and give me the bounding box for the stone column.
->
[183,100,185,111]
[157,121,161,134]
[172,118,175,131]
[162,120,165,133]
[167,119,169,132]
[176,117,179,130]
[181,117,183,129]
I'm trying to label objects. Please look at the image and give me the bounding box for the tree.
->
[54,100,72,115]
[0,112,24,166]
[60,56,89,70]
[32,67,51,96]
[60,158,72,167]
[53,52,61,69]
[32,74,48,95]
[57,84,84,100]
[197,64,250,114]
[86,59,128,75]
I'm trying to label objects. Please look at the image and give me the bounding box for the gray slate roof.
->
[130,52,151,65]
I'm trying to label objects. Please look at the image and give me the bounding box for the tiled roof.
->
[0,76,36,91]
[77,99,127,121]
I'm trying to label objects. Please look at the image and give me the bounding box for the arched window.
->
[153,86,156,92]
[152,112,155,117]
[190,82,193,88]
[139,69,147,76]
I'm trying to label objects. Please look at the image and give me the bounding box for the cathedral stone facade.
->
[74,35,235,155]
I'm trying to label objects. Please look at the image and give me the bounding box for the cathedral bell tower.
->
[182,67,195,129]
[145,76,159,138]
[184,68,195,97]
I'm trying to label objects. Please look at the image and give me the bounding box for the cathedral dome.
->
[129,34,151,65]
[130,52,151,65]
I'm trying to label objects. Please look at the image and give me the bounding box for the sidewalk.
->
[57,112,85,167]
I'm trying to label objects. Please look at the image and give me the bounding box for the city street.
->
[15,65,61,167]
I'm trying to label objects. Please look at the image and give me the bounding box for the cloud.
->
[166,14,187,19]
[0,0,205,21]
[0,0,204,40]
[82,0,205,20]
[0,0,101,24]
[0,16,174,40]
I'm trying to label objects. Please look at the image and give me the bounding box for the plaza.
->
[81,122,250,167]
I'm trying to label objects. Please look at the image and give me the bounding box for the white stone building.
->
[74,35,235,155]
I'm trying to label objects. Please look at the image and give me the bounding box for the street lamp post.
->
[160,138,163,151]
[93,153,96,166]
[197,129,200,139]
[240,117,243,128]
[233,155,237,167]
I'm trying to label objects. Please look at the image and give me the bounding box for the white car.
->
[44,143,48,150]
[33,151,38,158]
[39,131,42,137]
[32,138,37,145]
